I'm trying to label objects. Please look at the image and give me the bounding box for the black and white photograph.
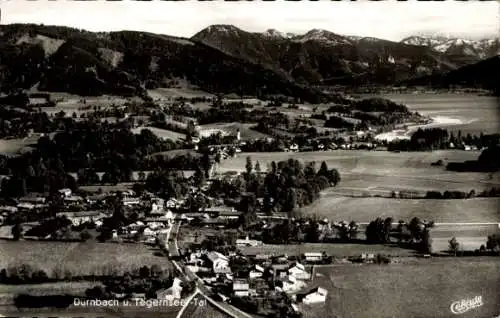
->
[0,0,499,317]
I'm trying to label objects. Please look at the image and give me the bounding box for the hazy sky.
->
[1,1,499,41]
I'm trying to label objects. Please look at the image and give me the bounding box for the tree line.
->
[388,127,500,153]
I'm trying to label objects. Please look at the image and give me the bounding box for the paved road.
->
[168,223,181,257]
[171,223,253,318]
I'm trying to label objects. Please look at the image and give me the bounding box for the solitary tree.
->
[11,222,23,241]
[245,156,253,176]
[318,161,329,177]
[420,229,432,254]
[448,237,460,256]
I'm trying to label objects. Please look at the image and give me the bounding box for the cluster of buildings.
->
[182,247,329,314]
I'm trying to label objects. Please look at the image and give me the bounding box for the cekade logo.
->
[450,296,484,315]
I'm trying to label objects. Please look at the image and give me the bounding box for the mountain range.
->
[401,35,500,60]
[0,23,497,101]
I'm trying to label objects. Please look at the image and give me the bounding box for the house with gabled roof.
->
[302,287,328,304]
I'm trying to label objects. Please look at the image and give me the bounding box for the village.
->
[0,159,397,317]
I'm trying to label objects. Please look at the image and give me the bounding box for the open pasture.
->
[131,126,186,141]
[0,241,170,276]
[199,122,270,140]
[301,259,500,318]
[239,243,416,258]
[0,282,98,297]
[39,92,137,116]
[0,134,42,156]
[301,196,499,222]
[219,151,500,223]
[79,182,134,193]
[218,150,486,175]
[147,87,214,100]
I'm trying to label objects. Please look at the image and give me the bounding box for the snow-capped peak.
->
[262,29,295,39]
[205,24,242,35]
[401,35,500,59]
[294,29,351,45]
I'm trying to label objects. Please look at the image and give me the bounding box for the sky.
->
[1,1,499,41]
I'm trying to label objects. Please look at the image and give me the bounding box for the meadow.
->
[239,243,416,258]
[0,240,170,276]
[0,135,41,156]
[301,258,500,318]
[218,150,500,222]
[199,122,270,141]
[302,196,499,222]
[131,126,186,142]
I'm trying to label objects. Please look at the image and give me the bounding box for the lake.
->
[365,93,499,135]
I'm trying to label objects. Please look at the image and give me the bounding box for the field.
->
[300,259,500,318]
[0,241,170,276]
[0,281,98,298]
[37,92,139,116]
[0,135,41,156]
[218,150,500,222]
[302,196,499,222]
[79,182,134,193]
[131,126,186,141]
[147,87,214,100]
[199,122,270,141]
[239,243,416,258]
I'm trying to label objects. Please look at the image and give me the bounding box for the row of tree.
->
[366,217,434,254]
[388,128,500,153]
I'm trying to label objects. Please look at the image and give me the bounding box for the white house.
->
[303,252,323,263]
[249,265,265,279]
[156,277,182,301]
[289,143,299,152]
[207,251,231,273]
[288,262,310,280]
[232,279,250,297]
[281,275,300,292]
[63,195,84,205]
[58,188,72,197]
[236,235,263,247]
[150,202,164,215]
[143,228,156,237]
[302,287,328,304]
[123,197,141,206]
[166,198,179,209]
[165,210,175,224]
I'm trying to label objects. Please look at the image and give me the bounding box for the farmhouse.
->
[207,251,231,273]
[63,195,84,205]
[156,277,182,301]
[288,262,310,280]
[249,265,265,279]
[302,287,328,304]
[233,279,250,297]
[123,197,141,206]
[236,235,263,247]
[280,275,300,292]
[303,252,324,263]
[58,188,72,197]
